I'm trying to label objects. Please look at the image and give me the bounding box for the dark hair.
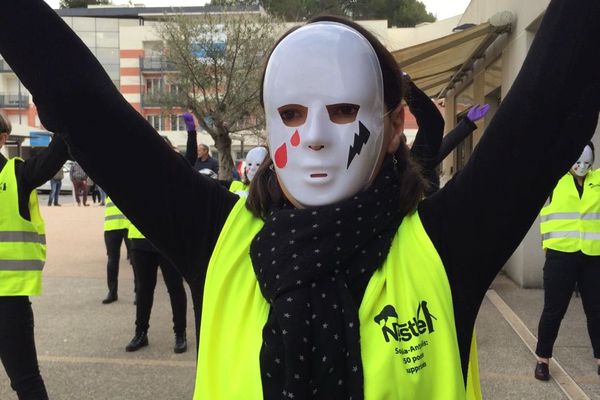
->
[0,113,11,135]
[248,15,424,219]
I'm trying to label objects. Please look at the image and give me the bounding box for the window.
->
[170,114,186,131]
[170,84,181,95]
[72,17,95,32]
[95,18,118,31]
[96,31,119,48]
[146,78,163,95]
[147,115,164,131]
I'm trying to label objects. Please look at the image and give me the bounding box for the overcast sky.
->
[44,0,471,20]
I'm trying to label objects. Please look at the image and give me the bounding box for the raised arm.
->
[183,112,198,166]
[407,80,445,163]
[436,105,489,163]
[406,80,445,194]
[420,0,600,293]
[0,0,238,282]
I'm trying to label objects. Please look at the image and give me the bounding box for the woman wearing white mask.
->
[0,0,598,398]
[535,142,600,381]
[227,146,268,195]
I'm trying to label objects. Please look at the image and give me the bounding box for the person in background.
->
[125,222,188,354]
[229,146,268,196]
[88,176,100,204]
[406,73,490,194]
[194,143,219,176]
[0,112,69,400]
[101,196,132,304]
[535,142,600,380]
[47,162,63,206]
[69,160,88,206]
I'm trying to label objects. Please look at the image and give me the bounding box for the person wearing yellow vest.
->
[101,196,132,304]
[535,142,600,381]
[0,0,597,398]
[228,147,268,196]
[0,113,68,400]
[125,222,188,354]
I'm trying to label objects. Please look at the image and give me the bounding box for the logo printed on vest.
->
[0,182,6,191]
[374,301,436,343]
[374,301,437,375]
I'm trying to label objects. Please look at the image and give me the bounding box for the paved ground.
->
[0,196,598,399]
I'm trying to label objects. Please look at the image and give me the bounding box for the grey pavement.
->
[0,196,598,399]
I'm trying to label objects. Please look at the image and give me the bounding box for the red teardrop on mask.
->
[290,130,300,147]
[274,143,287,169]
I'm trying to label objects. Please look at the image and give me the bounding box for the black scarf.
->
[250,158,405,399]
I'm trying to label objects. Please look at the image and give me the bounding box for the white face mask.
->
[245,146,267,182]
[263,22,385,207]
[571,145,594,177]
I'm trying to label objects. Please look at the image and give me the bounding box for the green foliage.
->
[59,0,111,8]
[210,0,435,26]
[349,0,436,27]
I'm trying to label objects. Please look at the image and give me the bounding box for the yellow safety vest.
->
[104,196,130,231]
[127,223,145,240]
[194,199,469,399]
[0,159,46,296]
[229,180,248,197]
[540,171,600,255]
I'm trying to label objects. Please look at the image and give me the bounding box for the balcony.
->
[140,57,178,72]
[0,94,29,108]
[141,93,163,107]
[141,92,186,108]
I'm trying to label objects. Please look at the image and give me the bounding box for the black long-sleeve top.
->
[0,135,69,220]
[0,0,598,381]
[407,80,444,165]
[407,80,478,194]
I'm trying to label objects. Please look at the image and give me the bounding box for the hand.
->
[182,112,196,131]
[466,104,490,122]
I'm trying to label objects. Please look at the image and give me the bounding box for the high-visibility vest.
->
[229,180,248,197]
[127,223,145,240]
[540,171,600,255]
[0,159,46,296]
[104,196,129,231]
[194,198,467,399]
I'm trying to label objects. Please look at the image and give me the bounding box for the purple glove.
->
[182,112,196,131]
[466,104,490,122]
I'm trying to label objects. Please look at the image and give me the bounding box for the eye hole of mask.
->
[326,103,360,124]
[278,104,308,127]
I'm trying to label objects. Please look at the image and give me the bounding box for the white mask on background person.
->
[245,146,268,182]
[571,145,594,177]
[263,22,385,207]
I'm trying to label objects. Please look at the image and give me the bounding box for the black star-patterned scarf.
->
[250,157,405,399]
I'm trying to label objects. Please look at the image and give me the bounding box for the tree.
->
[155,12,279,179]
[348,0,435,27]
[60,0,111,8]
[210,0,435,26]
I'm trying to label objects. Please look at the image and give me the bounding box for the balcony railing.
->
[140,57,178,72]
[141,93,163,107]
[141,92,186,108]
[0,60,13,73]
[0,94,29,108]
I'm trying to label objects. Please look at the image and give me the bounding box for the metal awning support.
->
[391,11,513,99]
